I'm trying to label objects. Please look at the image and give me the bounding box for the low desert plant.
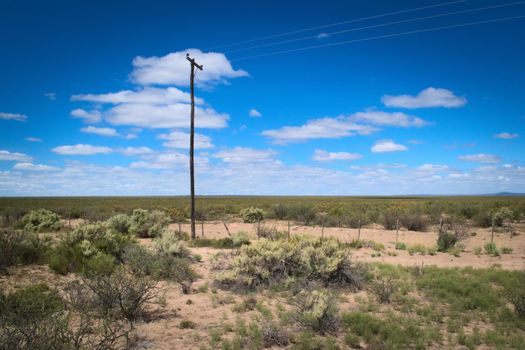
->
[106,213,132,234]
[408,244,427,256]
[400,212,428,231]
[371,276,398,304]
[129,209,170,238]
[484,242,500,257]
[294,290,340,334]
[240,207,265,223]
[395,242,407,250]
[501,246,513,254]
[0,228,47,273]
[216,236,364,291]
[19,209,61,233]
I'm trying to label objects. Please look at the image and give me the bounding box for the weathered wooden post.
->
[288,219,291,239]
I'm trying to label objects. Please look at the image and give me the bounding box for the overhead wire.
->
[207,0,469,50]
[224,1,525,54]
[231,14,525,61]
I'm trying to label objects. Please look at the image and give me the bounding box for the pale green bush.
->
[154,230,191,259]
[216,235,363,291]
[232,231,251,247]
[240,207,265,223]
[20,209,61,232]
[129,209,170,238]
[106,213,132,234]
[294,289,340,334]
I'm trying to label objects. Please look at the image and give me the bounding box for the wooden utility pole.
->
[186,53,203,240]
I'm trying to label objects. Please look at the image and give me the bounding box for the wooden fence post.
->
[288,219,291,239]
[357,218,361,241]
[395,219,399,247]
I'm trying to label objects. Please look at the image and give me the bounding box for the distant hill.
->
[488,192,525,196]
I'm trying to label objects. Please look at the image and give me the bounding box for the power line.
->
[225,1,525,54]
[207,0,468,50]
[232,14,525,61]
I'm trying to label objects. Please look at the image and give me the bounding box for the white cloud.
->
[312,149,362,162]
[81,126,120,137]
[350,111,428,127]
[262,116,378,144]
[157,131,214,149]
[382,87,466,109]
[71,109,102,123]
[249,109,262,118]
[129,152,197,169]
[212,147,277,164]
[104,103,228,129]
[72,87,202,105]
[494,132,519,139]
[130,49,248,87]
[0,150,31,161]
[44,92,56,100]
[316,32,330,39]
[13,162,59,171]
[0,112,27,122]
[25,137,42,142]
[52,144,112,155]
[119,147,154,156]
[416,164,449,172]
[458,153,501,163]
[262,111,428,144]
[371,140,408,153]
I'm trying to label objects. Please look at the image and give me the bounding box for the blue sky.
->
[1,0,524,196]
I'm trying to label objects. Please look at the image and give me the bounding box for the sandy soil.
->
[172,220,525,270]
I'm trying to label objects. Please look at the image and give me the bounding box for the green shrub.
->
[0,229,47,273]
[437,232,457,252]
[257,225,286,240]
[189,237,235,248]
[381,209,399,230]
[506,272,525,319]
[240,207,265,223]
[371,276,397,304]
[216,236,364,291]
[484,242,500,257]
[20,209,61,232]
[289,205,316,225]
[106,213,132,234]
[501,246,513,254]
[154,230,191,259]
[342,311,440,350]
[129,209,170,238]
[48,222,132,274]
[294,290,340,334]
[473,246,482,256]
[271,204,289,220]
[232,231,251,247]
[179,319,196,329]
[400,212,428,232]
[395,242,407,250]
[408,244,427,256]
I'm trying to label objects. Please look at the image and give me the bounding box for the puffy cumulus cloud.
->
[494,132,519,139]
[350,111,428,127]
[262,117,378,144]
[415,164,450,172]
[0,150,32,161]
[52,144,113,155]
[25,137,42,142]
[129,152,209,169]
[119,147,154,156]
[157,131,214,149]
[312,149,362,162]
[458,153,501,164]
[0,112,27,122]
[249,109,262,118]
[81,126,120,137]
[70,109,102,123]
[381,87,466,109]
[371,140,408,153]
[262,111,428,144]
[212,147,278,163]
[130,49,248,87]
[72,87,203,105]
[105,103,228,129]
[2,159,524,196]
[13,162,59,171]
